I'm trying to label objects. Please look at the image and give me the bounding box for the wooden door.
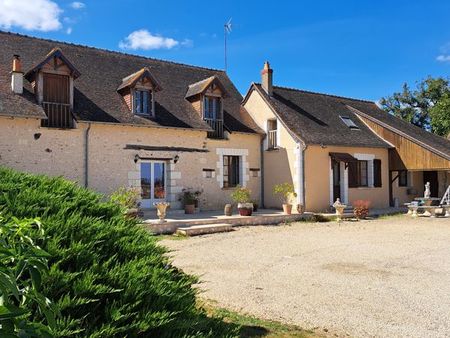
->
[332,161,341,202]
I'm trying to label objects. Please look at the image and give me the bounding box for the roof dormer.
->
[117,67,162,118]
[24,47,80,129]
[186,76,229,139]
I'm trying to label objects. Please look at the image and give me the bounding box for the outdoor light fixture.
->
[134,154,139,163]
[173,155,179,164]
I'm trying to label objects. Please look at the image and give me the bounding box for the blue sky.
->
[1,0,449,101]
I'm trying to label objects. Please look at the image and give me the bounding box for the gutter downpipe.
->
[260,137,265,208]
[84,123,91,188]
[298,141,307,210]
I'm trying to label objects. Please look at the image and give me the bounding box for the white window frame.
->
[353,153,375,188]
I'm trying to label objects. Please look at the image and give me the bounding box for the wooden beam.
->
[124,144,208,153]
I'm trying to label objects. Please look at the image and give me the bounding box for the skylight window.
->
[340,116,359,130]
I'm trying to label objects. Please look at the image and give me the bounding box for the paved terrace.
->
[142,207,405,234]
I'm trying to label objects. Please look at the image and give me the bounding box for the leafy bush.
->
[110,186,140,210]
[353,200,371,219]
[178,188,202,206]
[273,183,297,204]
[230,186,251,204]
[0,167,237,337]
[0,216,56,337]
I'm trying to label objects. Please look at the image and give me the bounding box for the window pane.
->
[359,161,368,186]
[143,91,148,115]
[134,91,141,114]
[153,163,165,199]
[140,163,151,199]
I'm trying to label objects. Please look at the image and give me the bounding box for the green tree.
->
[380,76,450,137]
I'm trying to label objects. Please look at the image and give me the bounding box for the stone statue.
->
[424,182,431,199]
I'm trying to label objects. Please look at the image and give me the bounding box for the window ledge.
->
[265,147,280,152]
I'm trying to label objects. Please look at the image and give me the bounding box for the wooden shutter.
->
[374,159,382,187]
[348,161,359,188]
[43,74,69,103]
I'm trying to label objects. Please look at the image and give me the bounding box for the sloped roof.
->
[346,104,450,161]
[0,31,259,133]
[25,47,81,80]
[185,75,229,99]
[248,83,390,148]
[116,67,162,92]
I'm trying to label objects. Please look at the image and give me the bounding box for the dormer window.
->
[204,96,221,120]
[117,67,162,118]
[24,47,80,129]
[185,76,229,139]
[134,89,153,116]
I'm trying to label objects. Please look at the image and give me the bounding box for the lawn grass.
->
[202,301,321,338]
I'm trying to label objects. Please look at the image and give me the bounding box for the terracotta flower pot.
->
[238,203,253,216]
[282,204,292,215]
[184,204,195,214]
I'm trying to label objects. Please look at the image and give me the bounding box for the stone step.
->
[176,223,234,236]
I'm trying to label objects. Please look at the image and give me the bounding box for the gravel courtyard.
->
[162,216,450,337]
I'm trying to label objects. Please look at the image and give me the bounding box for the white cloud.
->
[436,55,450,63]
[181,39,193,48]
[66,27,73,34]
[70,2,85,9]
[0,0,62,31]
[119,29,180,50]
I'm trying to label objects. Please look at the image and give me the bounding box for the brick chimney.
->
[11,54,23,94]
[261,61,273,96]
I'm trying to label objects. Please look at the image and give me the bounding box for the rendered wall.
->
[0,116,261,210]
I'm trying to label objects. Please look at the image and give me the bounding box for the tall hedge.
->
[0,167,236,337]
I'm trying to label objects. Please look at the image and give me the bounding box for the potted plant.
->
[179,188,198,214]
[110,187,141,218]
[353,200,371,220]
[273,183,297,215]
[230,185,253,216]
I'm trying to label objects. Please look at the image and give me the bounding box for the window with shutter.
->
[374,159,382,187]
[348,161,358,188]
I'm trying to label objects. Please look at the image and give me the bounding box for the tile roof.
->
[185,75,228,99]
[250,83,390,148]
[249,83,450,158]
[0,31,260,134]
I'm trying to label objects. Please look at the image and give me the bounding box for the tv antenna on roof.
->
[224,18,232,73]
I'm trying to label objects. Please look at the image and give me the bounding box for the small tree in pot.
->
[230,185,253,216]
[273,183,297,215]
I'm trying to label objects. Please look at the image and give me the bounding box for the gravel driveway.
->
[162,216,450,337]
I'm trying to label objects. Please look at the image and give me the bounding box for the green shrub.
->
[0,216,56,337]
[0,167,237,337]
[273,183,297,204]
[230,186,251,204]
[110,187,141,211]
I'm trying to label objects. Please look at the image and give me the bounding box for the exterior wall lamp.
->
[173,155,179,164]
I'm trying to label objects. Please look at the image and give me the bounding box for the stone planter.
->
[154,202,170,223]
[184,204,195,214]
[282,203,292,215]
[237,203,253,216]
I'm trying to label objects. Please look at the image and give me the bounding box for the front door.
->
[423,171,439,197]
[332,160,341,202]
[140,161,167,208]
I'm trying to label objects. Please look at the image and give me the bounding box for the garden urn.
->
[154,202,170,223]
[332,198,346,222]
